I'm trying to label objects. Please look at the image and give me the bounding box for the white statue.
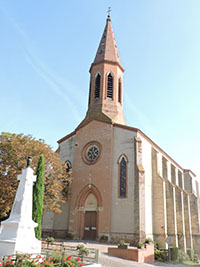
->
[0,158,41,256]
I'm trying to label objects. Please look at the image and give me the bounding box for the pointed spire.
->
[92,15,123,70]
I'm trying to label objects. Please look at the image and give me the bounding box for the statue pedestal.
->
[0,167,41,256]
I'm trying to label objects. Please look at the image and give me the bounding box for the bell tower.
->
[80,15,126,127]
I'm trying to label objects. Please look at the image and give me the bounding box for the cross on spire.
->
[107,7,111,17]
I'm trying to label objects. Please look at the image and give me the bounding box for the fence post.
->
[95,249,99,263]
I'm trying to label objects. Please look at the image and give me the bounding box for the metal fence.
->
[43,241,99,265]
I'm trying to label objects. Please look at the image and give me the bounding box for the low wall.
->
[108,243,154,263]
[86,265,101,267]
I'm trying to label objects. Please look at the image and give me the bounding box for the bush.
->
[145,238,153,244]
[100,235,108,242]
[76,244,89,256]
[170,246,179,261]
[137,242,144,249]
[194,254,200,263]
[118,240,128,249]
[155,248,168,262]
[187,248,194,261]
[46,236,55,243]
[177,250,190,263]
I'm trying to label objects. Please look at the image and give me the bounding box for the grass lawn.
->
[183,261,200,265]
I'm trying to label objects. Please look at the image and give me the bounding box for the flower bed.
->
[0,243,100,267]
[0,253,84,266]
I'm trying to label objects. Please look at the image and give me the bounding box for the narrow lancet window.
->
[88,77,91,106]
[119,155,127,198]
[65,160,72,173]
[107,73,113,99]
[118,78,122,103]
[95,73,101,99]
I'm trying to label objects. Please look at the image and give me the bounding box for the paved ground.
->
[58,240,200,267]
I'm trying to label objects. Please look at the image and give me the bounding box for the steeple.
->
[79,15,126,128]
[92,15,123,71]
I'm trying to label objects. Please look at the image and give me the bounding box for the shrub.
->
[187,248,194,261]
[170,246,179,261]
[46,236,55,243]
[100,235,108,242]
[76,244,89,256]
[137,242,144,249]
[118,240,128,249]
[155,248,168,261]
[145,238,153,244]
[177,250,190,263]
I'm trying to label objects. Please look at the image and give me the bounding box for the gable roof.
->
[57,119,196,177]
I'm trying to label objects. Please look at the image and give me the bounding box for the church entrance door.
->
[84,211,96,240]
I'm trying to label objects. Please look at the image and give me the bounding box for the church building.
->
[43,15,200,253]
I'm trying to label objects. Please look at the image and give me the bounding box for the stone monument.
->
[0,157,41,256]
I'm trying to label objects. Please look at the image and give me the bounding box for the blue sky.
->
[0,0,199,178]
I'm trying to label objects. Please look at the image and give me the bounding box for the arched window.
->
[107,73,113,99]
[118,155,128,198]
[62,160,72,197]
[65,160,72,173]
[95,73,101,99]
[118,78,122,103]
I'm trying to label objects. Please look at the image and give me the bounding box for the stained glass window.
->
[120,157,127,197]
[86,145,100,163]
[118,78,121,103]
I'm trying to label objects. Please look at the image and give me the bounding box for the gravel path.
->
[58,240,198,267]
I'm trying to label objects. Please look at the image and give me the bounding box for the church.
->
[43,15,200,253]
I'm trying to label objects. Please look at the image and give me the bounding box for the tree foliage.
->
[0,132,71,220]
[33,154,44,240]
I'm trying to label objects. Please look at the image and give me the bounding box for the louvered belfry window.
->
[118,78,121,103]
[95,74,101,99]
[107,73,113,99]
[88,78,91,105]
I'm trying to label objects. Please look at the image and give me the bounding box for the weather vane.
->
[107,7,112,17]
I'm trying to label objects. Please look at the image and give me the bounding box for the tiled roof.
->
[93,15,122,66]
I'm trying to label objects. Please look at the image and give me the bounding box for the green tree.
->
[33,154,44,240]
[0,132,72,220]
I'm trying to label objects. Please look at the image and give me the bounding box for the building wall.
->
[110,126,137,241]
[42,134,76,237]
[67,120,114,239]
[42,121,200,254]
[150,147,200,253]
[59,135,76,166]
[139,135,153,239]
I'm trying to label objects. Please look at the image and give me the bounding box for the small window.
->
[118,78,122,103]
[65,160,72,173]
[95,73,101,99]
[118,155,128,198]
[62,160,72,198]
[107,73,113,99]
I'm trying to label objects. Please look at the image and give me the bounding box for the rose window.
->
[85,145,100,163]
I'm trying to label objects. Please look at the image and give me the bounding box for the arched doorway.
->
[84,193,97,240]
[76,185,102,240]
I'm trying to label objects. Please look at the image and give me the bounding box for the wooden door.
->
[84,211,97,240]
